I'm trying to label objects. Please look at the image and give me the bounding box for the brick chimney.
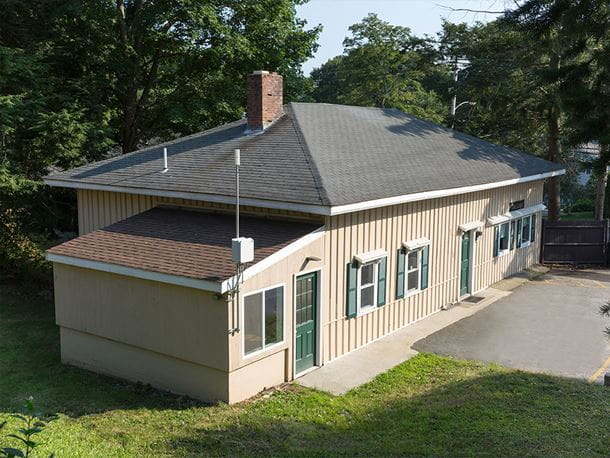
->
[246,70,284,131]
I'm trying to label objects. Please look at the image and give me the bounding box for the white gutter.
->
[46,253,223,293]
[44,169,565,217]
[327,170,565,216]
[43,178,331,216]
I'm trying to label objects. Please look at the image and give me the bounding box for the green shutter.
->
[516,219,523,248]
[346,261,358,318]
[510,221,516,250]
[531,214,537,242]
[420,245,430,290]
[493,226,499,257]
[396,249,405,299]
[377,256,387,307]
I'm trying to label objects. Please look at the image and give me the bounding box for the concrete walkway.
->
[298,266,547,395]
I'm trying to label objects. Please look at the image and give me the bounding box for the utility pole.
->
[450,56,458,124]
[450,57,475,129]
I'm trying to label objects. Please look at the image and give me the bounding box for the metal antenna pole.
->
[234,149,241,334]
[235,148,240,238]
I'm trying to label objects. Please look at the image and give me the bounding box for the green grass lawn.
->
[560,211,595,221]
[1,281,609,457]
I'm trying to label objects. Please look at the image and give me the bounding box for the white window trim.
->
[497,221,511,257]
[403,237,431,251]
[354,248,388,265]
[487,203,545,226]
[520,215,533,248]
[357,260,378,316]
[494,212,539,257]
[459,221,483,233]
[404,250,425,297]
[403,243,432,298]
[242,283,286,359]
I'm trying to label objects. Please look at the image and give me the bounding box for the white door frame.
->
[459,229,477,299]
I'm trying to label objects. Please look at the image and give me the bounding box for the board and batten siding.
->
[76,189,322,235]
[320,180,543,364]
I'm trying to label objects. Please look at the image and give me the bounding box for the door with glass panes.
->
[295,272,318,374]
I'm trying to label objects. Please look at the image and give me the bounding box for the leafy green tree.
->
[0,1,319,282]
[312,14,448,123]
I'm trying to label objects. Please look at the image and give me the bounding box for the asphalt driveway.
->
[413,268,610,382]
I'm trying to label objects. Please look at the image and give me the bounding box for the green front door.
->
[460,232,471,296]
[295,272,317,374]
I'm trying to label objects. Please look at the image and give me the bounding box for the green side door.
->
[460,232,471,296]
[295,272,317,374]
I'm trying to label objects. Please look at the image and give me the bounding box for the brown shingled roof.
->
[48,207,322,283]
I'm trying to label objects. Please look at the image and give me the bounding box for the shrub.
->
[570,198,595,213]
[0,209,52,287]
[0,397,55,457]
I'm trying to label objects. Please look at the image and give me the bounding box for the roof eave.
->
[327,169,565,216]
[45,168,565,218]
[47,252,223,293]
[43,177,333,216]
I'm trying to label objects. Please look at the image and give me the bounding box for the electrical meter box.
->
[232,237,254,264]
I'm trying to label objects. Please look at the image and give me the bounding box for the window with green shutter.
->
[377,256,387,306]
[420,245,429,290]
[346,261,358,318]
[346,254,388,318]
[397,244,430,297]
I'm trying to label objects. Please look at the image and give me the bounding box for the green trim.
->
[377,256,387,306]
[420,245,429,290]
[346,261,358,318]
[396,249,405,299]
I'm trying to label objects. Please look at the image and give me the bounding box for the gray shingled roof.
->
[46,102,563,208]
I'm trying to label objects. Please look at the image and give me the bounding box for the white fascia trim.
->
[459,221,484,232]
[353,248,387,264]
[43,178,332,216]
[328,170,565,215]
[487,203,546,226]
[46,253,222,293]
[221,225,325,293]
[403,237,431,251]
[45,169,565,217]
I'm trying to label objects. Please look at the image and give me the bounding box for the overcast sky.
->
[296,0,505,74]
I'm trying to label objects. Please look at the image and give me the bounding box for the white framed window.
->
[243,284,284,357]
[406,249,421,294]
[494,213,538,256]
[521,215,532,247]
[495,221,510,256]
[347,251,388,318]
[358,261,378,314]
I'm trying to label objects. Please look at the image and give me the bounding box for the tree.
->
[1,0,320,167]
[312,14,448,123]
[0,1,320,282]
[505,0,609,220]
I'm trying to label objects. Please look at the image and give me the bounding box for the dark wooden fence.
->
[541,219,609,265]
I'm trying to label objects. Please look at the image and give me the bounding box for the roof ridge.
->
[286,103,331,207]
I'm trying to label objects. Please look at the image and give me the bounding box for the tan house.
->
[45,71,565,403]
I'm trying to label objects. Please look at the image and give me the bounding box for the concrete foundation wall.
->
[61,328,228,402]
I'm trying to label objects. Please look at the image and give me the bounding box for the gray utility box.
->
[232,237,255,264]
